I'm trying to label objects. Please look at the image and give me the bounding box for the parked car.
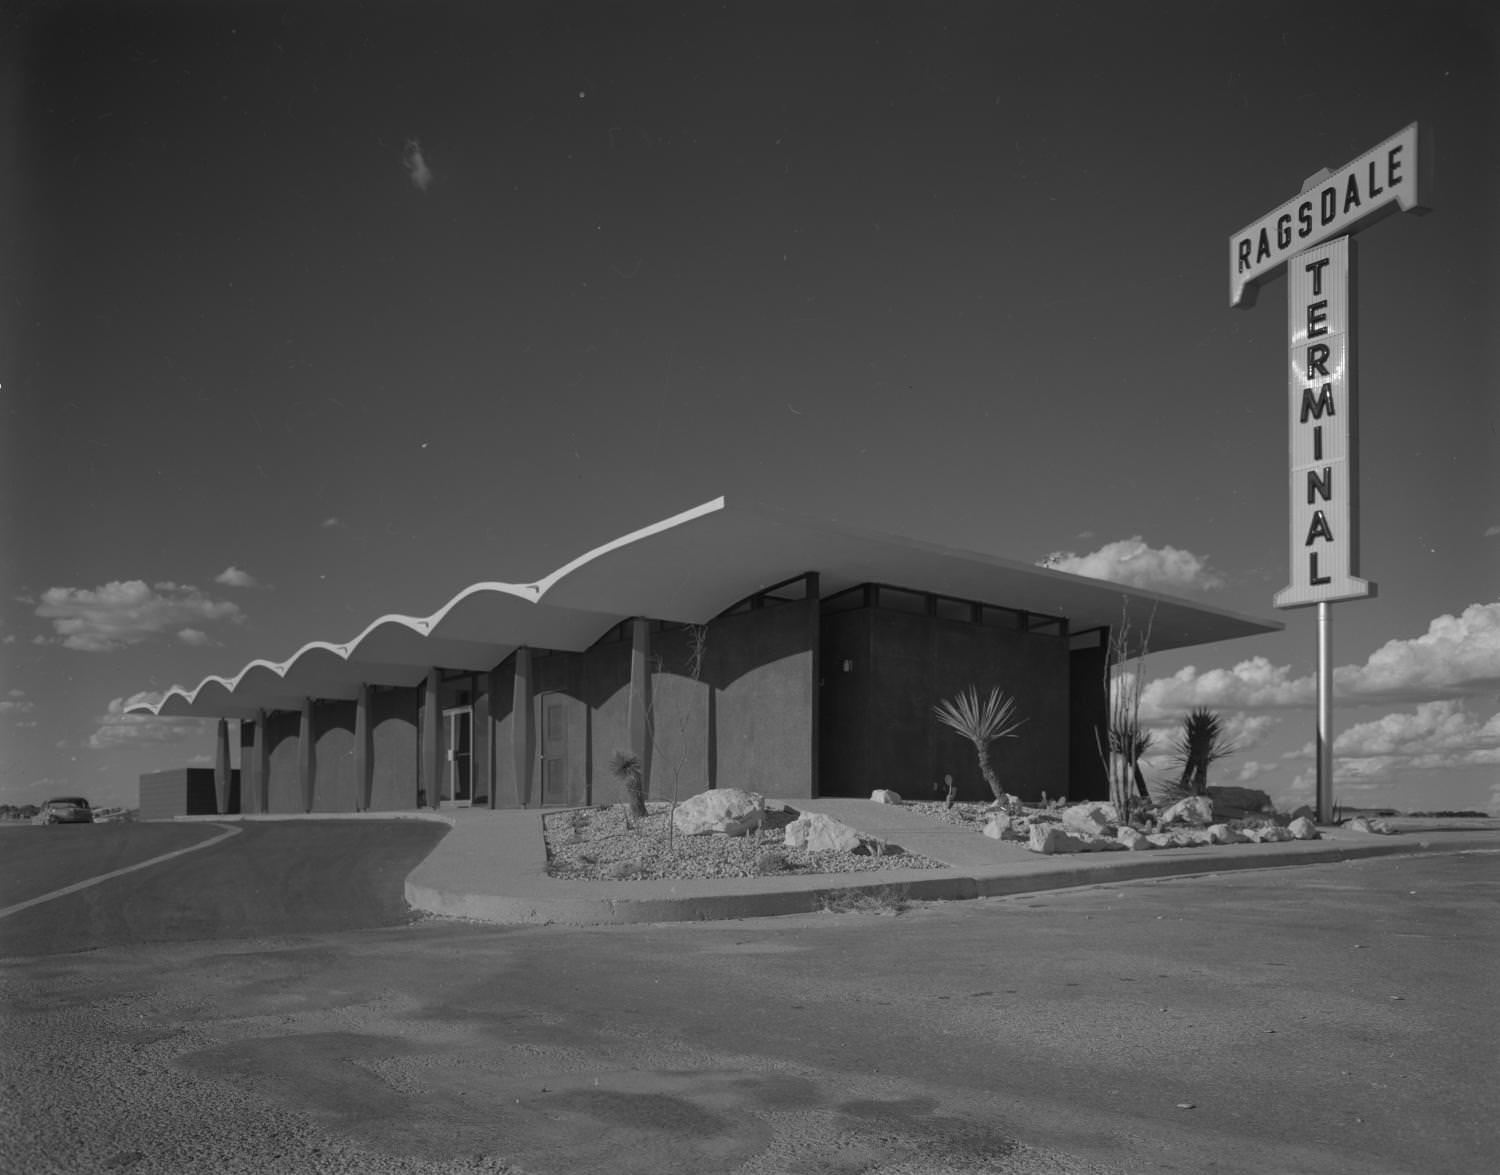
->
[36,797,93,825]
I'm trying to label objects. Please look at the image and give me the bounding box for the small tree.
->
[1170,707,1240,796]
[933,686,1027,803]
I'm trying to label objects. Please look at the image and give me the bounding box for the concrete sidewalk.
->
[402,799,1500,926]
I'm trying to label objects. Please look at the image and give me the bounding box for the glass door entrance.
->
[443,706,473,804]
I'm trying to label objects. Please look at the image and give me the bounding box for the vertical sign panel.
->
[1274,237,1373,608]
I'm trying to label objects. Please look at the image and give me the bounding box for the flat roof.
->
[130,496,1281,718]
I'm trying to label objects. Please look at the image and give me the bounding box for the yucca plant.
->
[1170,707,1239,796]
[933,686,1027,802]
[607,749,647,822]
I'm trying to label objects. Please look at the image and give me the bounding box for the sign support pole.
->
[1317,601,1333,823]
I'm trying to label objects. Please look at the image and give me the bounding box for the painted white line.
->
[0,822,243,920]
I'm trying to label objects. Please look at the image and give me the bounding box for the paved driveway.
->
[1,846,1495,1174]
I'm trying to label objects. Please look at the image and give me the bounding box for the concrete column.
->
[628,619,652,797]
[252,709,270,814]
[422,670,442,809]
[354,684,373,812]
[214,718,232,814]
[512,648,534,807]
[299,698,315,813]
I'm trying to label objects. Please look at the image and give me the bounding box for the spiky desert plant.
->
[933,686,1027,802]
[607,749,647,822]
[1171,707,1240,796]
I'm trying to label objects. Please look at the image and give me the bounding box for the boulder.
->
[1206,785,1275,820]
[1207,823,1248,845]
[983,814,1029,842]
[1116,826,1155,851]
[1160,796,1215,827]
[1147,829,1212,849]
[673,788,765,837]
[1285,804,1318,824]
[869,789,902,804]
[1252,824,1294,843]
[1288,816,1320,840]
[1345,816,1399,836]
[1062,802,1117,834]
[1028,825,1089,854]
[784,811,862,853]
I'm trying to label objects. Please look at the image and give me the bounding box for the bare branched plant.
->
[1094,600,1156,826]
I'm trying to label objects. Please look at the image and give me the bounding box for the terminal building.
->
[131,497,1279,817]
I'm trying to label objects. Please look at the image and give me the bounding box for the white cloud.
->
[1484,524,1500,538]
[1142,602,1500,716]
[0,691,34,716]
[34,580,245,652]
[88,694,211,750]
[177,628,213,647]
[1040,537,1225,593]
[402,139,432,192]
[321,516,343,529]
[214,565,261,588]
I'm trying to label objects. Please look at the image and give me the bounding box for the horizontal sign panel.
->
[1230,123,1422,307]
[1275,238,1374,609]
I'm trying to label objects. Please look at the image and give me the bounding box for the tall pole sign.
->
[1228,123,1427,822]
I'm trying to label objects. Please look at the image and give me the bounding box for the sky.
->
[2,1,1496,814]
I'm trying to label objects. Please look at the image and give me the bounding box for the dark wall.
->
[584,642,632,808]
[820,606,1070,803]
[1068,643,1110,801]
[704,600,815,797]
[265,710,303,812]
[370,687,418,811]
[138,768,239,819]
[311,700,359,813]
[487,661,523,809]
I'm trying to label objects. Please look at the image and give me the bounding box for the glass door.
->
[443,706,473,804]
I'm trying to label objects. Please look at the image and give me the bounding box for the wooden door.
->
[538,693,570,806]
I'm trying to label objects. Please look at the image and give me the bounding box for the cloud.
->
[1142,602,1500,716]
[0,690,34,717]
[177,628,213,647]
[1279,700,1500,796]
[214,565,261,588]
[1040,537,1225,593]
[34,581,245,652]
[402,139,432,192]
[1484,525,1500,538]
[321,516,343,529]
[88,694,211,750]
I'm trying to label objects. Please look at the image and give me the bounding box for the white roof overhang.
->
[129,496,1280,719]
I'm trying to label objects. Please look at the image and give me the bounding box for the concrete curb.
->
[406,825,1499,926]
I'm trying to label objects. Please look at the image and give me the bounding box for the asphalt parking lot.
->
[1,827,1495,1175]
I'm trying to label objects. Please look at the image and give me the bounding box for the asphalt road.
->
[0,819,448,955]
[1,832,1495,1175]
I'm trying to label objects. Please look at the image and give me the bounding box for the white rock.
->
[1288,816,1320,840]
[983,814,1028,842]
[673,788,764,837]
[1160,796,1215,827]
[1255,824,1294,843]
[1028,825,1089,854]
[869,789,902,804]
[1062,802,1117,833]
[784,811,862,853]
[1116,826,1155,851]
[1345,815,1399,835]
[1207,823,1248,845]
[1285,804,1318,824]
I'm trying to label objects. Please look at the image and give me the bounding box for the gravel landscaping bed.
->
[903,800,1002,828]
[543,803,947,881]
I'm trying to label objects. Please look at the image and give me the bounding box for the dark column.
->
[354,684,373,812]
[805,572,820,798]
[628,619,652,796]
[214,718,231,814]
[512,648,534,807]
[299,697,315,813]
[422,670,442,809]
[475,670,495,808]
[252,709,270,814]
